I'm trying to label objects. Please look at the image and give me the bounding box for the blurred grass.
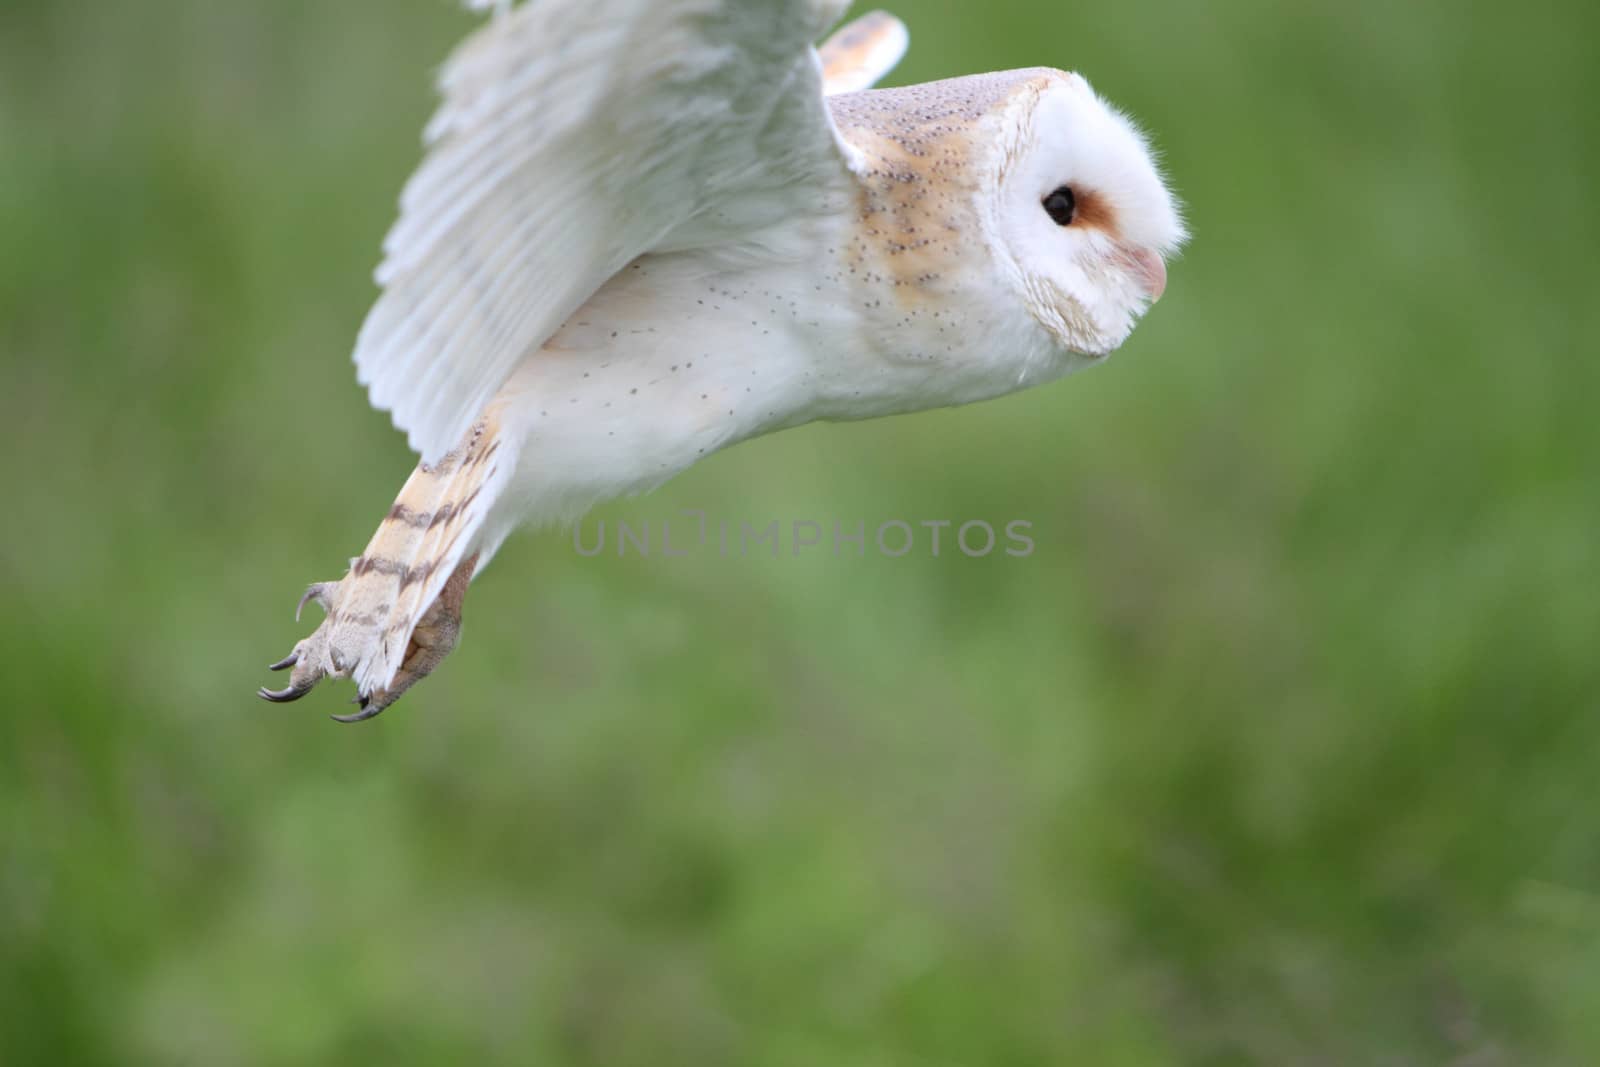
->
[1,0,1597,1063]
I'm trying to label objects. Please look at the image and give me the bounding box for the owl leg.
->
[330,553,476,724]
[257,552,479,723]
[257,409,508,723]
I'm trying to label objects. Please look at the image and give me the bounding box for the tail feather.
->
[322,411,513,695]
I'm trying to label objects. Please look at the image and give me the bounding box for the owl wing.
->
[818,11,910,94]
[357,0,890,463]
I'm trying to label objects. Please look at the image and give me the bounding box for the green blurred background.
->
[2,0,1596,1062]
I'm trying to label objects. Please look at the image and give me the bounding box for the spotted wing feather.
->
[356,0,857,464]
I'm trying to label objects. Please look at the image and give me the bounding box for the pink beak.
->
[1127,247,1167,302]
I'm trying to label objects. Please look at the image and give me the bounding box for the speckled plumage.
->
[260,1,1186,721]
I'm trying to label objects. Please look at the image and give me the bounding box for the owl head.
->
[831,67,1185,375]
[982,69,1187,358]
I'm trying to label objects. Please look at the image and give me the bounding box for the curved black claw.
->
[330,694,387,725]
[258,683,313,704]
[296,582,335,623]
[267,651,299,672]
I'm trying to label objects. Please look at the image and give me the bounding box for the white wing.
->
[358,0,862,463]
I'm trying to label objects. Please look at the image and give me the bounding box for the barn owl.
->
[259,0,1186,721]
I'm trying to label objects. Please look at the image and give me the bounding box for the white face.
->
[988,72,1188,357]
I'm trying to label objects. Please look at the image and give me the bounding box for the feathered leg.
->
[259,410,512,723]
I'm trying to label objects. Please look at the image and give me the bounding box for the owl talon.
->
[330,695,388,725]
[259,682,314,703]
[259,550,476,721]
[257,577,345,707]
[296,583,335,623]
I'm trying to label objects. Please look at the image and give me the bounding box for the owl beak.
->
[1128,248,1167,302]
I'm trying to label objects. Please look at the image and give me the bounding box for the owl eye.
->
[1042,186,1076,226]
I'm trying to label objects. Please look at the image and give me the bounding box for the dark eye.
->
[1042,186,1076,226]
